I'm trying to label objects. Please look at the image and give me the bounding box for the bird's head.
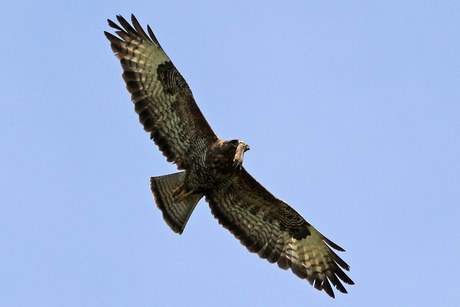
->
[227,139,250,169]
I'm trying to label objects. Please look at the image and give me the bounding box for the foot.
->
[172,183,184,197]
[176,190,195,203]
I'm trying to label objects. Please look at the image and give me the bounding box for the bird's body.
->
[105,15,354,298]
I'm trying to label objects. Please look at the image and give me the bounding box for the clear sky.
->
[1,1,459,306]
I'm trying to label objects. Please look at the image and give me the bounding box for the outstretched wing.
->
[206,168,354,298]
[105,15,218,170]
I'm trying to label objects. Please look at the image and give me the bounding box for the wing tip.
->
[106,14,161,48]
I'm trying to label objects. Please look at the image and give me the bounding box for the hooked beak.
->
[238,140,250,152]
[233,141,250,169]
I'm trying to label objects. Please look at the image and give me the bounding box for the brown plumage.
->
[105,14,354,298]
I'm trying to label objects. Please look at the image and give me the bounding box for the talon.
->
[176,190,195,203]
[172,183,184,197]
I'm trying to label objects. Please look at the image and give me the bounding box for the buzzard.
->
[105,14,354,298]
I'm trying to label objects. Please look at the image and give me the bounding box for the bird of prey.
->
[105,14,354,298]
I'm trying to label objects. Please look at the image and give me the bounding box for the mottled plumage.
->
[105,14,354,298]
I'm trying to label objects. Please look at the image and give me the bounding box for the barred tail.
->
[150,172,203,234]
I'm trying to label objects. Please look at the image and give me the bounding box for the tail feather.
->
[150,172,203,234]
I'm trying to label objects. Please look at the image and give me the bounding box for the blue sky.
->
[1,1,459,306]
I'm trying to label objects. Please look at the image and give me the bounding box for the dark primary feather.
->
[104,14,218,170]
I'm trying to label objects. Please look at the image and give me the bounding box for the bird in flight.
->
[105,14,354,298]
